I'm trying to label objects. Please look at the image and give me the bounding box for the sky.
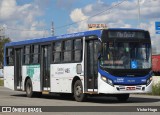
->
[0,0,160,53]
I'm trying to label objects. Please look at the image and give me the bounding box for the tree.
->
[0,37,11,68]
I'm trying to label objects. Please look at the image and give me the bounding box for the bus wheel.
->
[116,94,130,102]
[26,79,34,97]
[74,80,86,102]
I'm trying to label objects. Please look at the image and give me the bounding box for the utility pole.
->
[51,21,54,36]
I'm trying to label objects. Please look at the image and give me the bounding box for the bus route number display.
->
[108,31,145,39]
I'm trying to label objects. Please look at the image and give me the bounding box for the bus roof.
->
[5,29,102,47]
[108,28,145,31]
[5,28,145,47]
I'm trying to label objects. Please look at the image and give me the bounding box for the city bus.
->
[3,28,152,102]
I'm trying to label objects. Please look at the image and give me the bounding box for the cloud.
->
[56,0,76,10]
[0,0,17,20]
[70,8,88,22]
[0,0,49,41]
[33,0,51,9]
[67,8,88,33]
[68,0,160,54]
[83,4,92,13]
[68,0,160,29]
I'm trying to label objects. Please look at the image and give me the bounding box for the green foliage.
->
[151,82,160,96]
[0,37,11,68]
[0,79,4,86]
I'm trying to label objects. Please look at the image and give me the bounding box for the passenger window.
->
[53,41,61,63]
[73,39,82,62]
[24,45,30,64]
[31,45,40,64]
[6,48,14,66]
[63,40,72,62]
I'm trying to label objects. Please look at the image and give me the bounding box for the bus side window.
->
[6,48,14,66]
[31,45,40,64]
[24,45,30,64]
[53,41,61,63]
[73,39,82,62]
[62,40,72,62]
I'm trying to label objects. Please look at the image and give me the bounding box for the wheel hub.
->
[27,84,31,94]
[75,85,81,97]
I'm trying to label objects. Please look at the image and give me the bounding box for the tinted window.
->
[24,45,30,64]
[63,40,72,62]
[52,38,83,63]
[53,42,61,63]
[25,46,30,54]
[73,39,82,62]
[33,45,39,53]
[6,48,14,66]
[31,45,39,64]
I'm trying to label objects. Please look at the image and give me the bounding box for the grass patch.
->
[0,79,4,86]
[151,82,160,96]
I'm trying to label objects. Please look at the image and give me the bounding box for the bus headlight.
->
[146,77,152,86]
[101,76,114,86]
[101,76,107,81]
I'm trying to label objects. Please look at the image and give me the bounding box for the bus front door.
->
[85,39,99,92]
[14,48,23,90]
[41,45,51,91]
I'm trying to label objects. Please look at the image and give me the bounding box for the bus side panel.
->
[50,63,84,93]
[22,65,41,91]
[4,66,14,90]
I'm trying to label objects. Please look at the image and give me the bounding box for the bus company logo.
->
[116,78,124,83]
[2,107,11,112]
[56,68,64,75]
[55,68,70,74]
[65,68,70,73]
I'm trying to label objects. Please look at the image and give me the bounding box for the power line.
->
[54,0,127,30]
[5,0,127,32]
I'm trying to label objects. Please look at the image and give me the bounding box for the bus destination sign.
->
[117,32,135,38]
[108,31,145,39]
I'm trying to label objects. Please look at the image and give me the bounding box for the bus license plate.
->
[126,86,136,90]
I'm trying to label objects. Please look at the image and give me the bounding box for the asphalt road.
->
[0,86,160,114]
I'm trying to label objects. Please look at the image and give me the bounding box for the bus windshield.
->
[100,42,151,69]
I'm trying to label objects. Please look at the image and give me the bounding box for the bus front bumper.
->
[98,77,152,94]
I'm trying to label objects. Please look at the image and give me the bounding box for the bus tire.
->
[116,94,130,102]
[74,80,86,102]
[26,79,34,98]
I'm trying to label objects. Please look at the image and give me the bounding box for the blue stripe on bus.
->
[98,67,151,85]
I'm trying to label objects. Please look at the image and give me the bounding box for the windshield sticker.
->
[131,60,138,69]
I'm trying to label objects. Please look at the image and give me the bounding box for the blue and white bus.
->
[4,28,152,102]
